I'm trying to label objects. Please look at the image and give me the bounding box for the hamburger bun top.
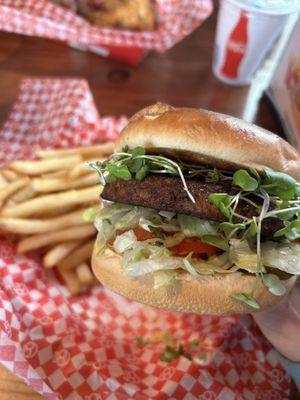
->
[92,245,296,315]
[116,103,300,181]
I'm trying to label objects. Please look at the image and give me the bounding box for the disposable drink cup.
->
[213,0,299,85]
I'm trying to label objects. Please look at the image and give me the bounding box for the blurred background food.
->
[76,0,156,30]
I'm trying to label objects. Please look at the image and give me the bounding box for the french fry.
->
[58,240,94,270]
[37,142,114,160]
[9,155,82,176]
[2,186,102,217]
[1,169,22,182]
[0,178,30,207]
[76,262,94,285]
[32,172,98,193]
[43,241,81,268]
[68,158,102,179]
[17,225,96,253]
[0,173,7,189]
[10,184,36,203]
[5,199,16,207]
[0,206,97,234]
[58,268,81,295]
[0,141,111,295]
[68,165,89,180]
[42,170,67,178]
[42,204,79,217]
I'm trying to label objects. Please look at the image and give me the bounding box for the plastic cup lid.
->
[225,0,300,15]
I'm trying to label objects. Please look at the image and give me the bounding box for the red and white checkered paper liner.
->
[0,0,213,58]
[0,78,291,399]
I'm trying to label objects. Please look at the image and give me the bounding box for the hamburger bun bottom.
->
[92,244,296,315]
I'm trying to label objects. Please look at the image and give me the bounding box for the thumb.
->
[252,284,300,362]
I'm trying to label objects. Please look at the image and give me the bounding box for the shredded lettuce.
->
[229,239,300,275]
[95,204,153,246]
[95,203,131,225]
[164,232,185,247]
[182,252,238,276]
[229,239,258,273]
[83,207,97,222]
[262,242,300,275]
[119,238,181,277]
[121,240,167,268]
[115,207,157,230]
[208,252,229,268]
[125,257,182,277]
[212,264,240,274]
[95,220,114,251]
[113,230,137,253]
[153,270,177,289]
[178,215,218,238]
[94,203,299,291]
[115,208,140,230]
[158,211,176,220]
[139,216,180,233]
[94,203,132,247]
[183,252,199,276]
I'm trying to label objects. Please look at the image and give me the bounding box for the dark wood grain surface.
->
[0,8,298,400]
[0,13,284,137]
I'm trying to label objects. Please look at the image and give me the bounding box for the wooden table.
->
[0,10,298,400]
[0,13,283,136]
[0,365,43,399]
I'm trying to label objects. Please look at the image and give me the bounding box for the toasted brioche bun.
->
[92,245,296,315]
[116,103,300,180]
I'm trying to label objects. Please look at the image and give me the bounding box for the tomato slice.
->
[170,237,220,256]
[117,227,220,257]
[133,226,155,241]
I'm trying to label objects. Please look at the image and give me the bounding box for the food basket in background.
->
[0,0,213,65]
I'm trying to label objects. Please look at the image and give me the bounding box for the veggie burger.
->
[90,103,300,314]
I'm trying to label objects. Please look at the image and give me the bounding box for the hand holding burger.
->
[253,282,300,362]
[89,103,300,315]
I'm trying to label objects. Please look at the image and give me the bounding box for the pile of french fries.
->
[0,143,114,295]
